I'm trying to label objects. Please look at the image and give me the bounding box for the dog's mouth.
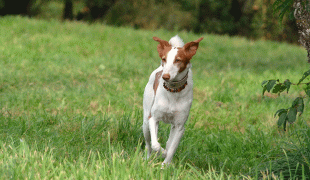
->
[164,79,180,85]
[163,79,188,93]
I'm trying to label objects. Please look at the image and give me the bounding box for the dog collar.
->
[163,72,188,93]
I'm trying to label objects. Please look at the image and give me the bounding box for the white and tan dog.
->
[143,35,203,166]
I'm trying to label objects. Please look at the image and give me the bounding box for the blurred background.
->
[0,0,298,43]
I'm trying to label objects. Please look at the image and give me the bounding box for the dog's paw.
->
[151,143,162,152]
[161,162,170,169]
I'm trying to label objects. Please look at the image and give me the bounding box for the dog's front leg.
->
[165,124,177,152]
[162,124,185,165]
[148,117,165,155]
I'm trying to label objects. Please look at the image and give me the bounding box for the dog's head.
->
[153,35,203,82]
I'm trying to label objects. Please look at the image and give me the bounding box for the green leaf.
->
[274,108,287,117]
[273,0,283,11]
[298,69,310,85]
[266,80,277,92]
[272,84,286,94]
[273,0,294,22]
[262,86,267,95]
[291,97,303,109]
[261,80,269,87]
[284,79,291,93]
[262,80,269,95]
[287,108,297,123]
[291,97,299,107]
[296,97,304,115]
[277,112,287,127]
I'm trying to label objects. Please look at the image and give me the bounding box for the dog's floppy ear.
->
[183,37,203,59]
[153,37,171,58]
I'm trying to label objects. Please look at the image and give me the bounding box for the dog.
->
[143,35,203,166]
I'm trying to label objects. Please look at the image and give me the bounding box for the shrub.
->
[104,0,197,31]
[0,0,44,16]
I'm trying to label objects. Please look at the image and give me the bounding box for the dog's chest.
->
[152,92,192,124]
[152,105,177,124]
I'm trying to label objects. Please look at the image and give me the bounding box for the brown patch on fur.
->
[148,70,164,120]
[153,37,172,59]
[153,70,163,95]
[184,37,203,57]
[174,37,204,73]
[175,49,190,73]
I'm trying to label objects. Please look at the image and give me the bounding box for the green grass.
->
[0,16,309,179]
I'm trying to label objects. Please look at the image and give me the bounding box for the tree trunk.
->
[63,0,73,20]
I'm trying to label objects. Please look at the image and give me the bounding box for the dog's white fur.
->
[169,35,184,48]
[143,35,203,166]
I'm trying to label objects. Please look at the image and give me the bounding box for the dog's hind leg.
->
[143,120,152,159]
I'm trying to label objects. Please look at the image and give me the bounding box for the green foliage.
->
[273,0,295,22]
[274,0,310,21]
[104,0,197,31]
[27,0,300,43]
[262,79,291,95]
[260,3,310,178]
[298,69,310,84]
[84,0,115,7]
[0,0,45,16]
[262,70,310,131]
[0,0,4,8]
[194,0,236,34]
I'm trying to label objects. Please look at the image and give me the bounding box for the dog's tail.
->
[169,35,184,48]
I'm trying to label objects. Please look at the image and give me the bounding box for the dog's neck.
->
[163,70,189,93]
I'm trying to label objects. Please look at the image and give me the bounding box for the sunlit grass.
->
[0,16,309,179]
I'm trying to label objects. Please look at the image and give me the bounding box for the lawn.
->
[0,16,309,179]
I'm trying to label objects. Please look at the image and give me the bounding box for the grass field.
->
[0,16,310,179]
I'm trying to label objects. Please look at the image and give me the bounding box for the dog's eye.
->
[162,58,166,62]
[175,58,181,63]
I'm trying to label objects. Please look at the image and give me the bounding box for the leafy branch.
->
[273,0,295,22]
[262,69,310,131]
[270,0,310,131]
